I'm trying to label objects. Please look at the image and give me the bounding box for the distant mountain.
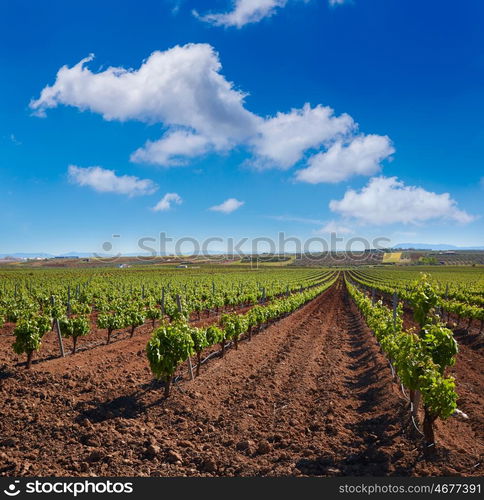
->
[59,252,93,257]
[0,252,55,259]
[0,252,95,259]
[0,251,165,259]
[394,243,484,251]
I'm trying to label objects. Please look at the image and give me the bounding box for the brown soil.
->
[0,281,482,477]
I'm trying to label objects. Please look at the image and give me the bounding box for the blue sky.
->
[0,0,483,254]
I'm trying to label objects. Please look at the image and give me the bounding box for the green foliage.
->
[59,316,90,339]
[190,327,208,354]
[146,321,194,380]
[421,323,458,374]
[97,312,125,332]
[146,305,162,322]
[126,306,145,329]
[220,314,248,342]
[205,325,225,346]
[394,332,429,391]
[12,316,50,355]
[348,267,484,323]
[71,302,92,315]
[35,315,53,336]
[246,305,267,327]
[346,278,458,422]
[48,297,66,321]
[3,267,338,364]
[419,256,438,265]
[409,274,440,328]
[419,370,458,419]
[169,309,188,322]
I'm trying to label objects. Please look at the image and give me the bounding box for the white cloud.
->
[296,134,394,183]
[30,45,259,163]
[195,0,287,28]
[329,0,350,6]
[316,220,352,234]
[252,103,355,169]
[195,1,350,28]
[131,130,212,166]
[68,165,158,197]
[31,45,390,173]
[152,192,182,211]
[329,176,475,225]
[210,198,245,214]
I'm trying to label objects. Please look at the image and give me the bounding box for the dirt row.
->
[0,280,482,477]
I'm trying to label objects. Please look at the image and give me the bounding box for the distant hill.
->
[0,251,161,259]
[0,252,55,259]
[394,243,484,251]
[0,252,94,259]
[2,245,484,260]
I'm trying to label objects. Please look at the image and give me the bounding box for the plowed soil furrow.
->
[0,281,482,477]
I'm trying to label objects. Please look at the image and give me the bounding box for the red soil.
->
[0,281,482,477]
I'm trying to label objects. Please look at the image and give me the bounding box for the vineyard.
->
[0,265,482,477]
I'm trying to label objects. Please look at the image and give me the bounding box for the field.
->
[0,265,482,477]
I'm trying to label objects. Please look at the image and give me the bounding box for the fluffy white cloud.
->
[152,192,183,211]
[252,104,355,169]
[32,45,389,174]
[195,1,350,28]
[195,0,287,28]
[30,45,259,160]
[210,198,245,213]
[329,176,474,225]
[131,130,212,166]
[296,135,394,183]
[67,165,158,197]
[316,220,352,234]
